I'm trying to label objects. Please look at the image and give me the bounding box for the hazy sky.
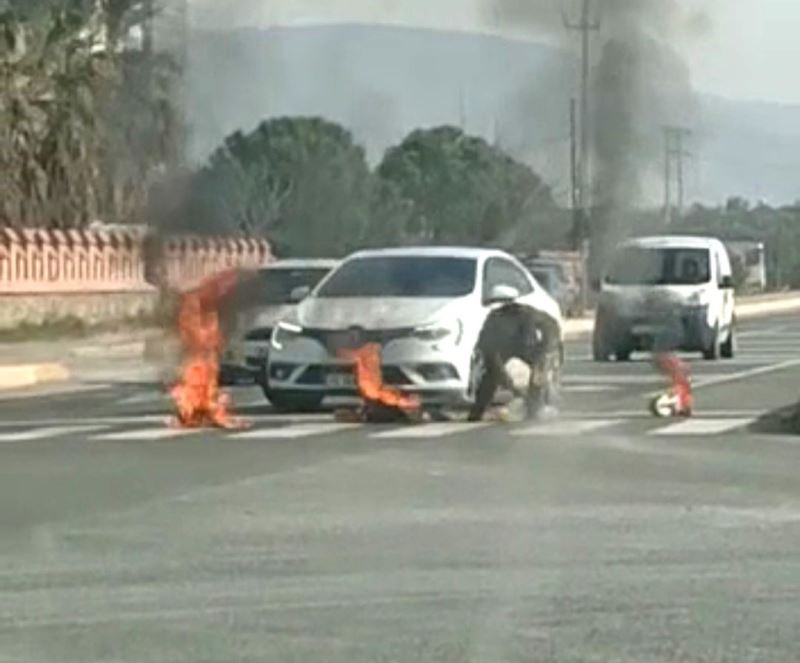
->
[190,0,800,105]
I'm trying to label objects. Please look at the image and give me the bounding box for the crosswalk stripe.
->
[94,428,200,441]
[371,423,489,439]
[231,423,359,439]
[652,418,754,436]
[512,419,623,437]
[0,425,105,442]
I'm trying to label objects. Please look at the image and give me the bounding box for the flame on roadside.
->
[169,270,247,429]
[338,343,421,412]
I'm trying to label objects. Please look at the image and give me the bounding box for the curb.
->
[0,363,70,391]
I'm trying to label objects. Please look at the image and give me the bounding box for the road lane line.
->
[652,418,754,436]
[94,428,201,441]
[371,423,489,439]
[693,359,800,389]
[231,423,360,439]
[512,418,623,437]
[0,425,105,442]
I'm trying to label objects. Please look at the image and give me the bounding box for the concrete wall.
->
[0,227,273,329]
[0,291,160,330]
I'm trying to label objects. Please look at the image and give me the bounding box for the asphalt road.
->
[1,313,799,662]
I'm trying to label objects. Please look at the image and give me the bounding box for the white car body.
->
[267,247,563,406]
[594,235,736,360]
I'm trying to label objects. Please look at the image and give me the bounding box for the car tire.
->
[721,325,735,359]
[703,326,721,360]
[615,347,632,362]
[265,389,324,413]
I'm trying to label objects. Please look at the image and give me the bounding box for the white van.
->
[593,236,735,361]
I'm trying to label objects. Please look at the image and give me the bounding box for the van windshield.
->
[606,247,711,286]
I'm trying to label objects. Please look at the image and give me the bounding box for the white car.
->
[220,259,338,387]
[266,247,563,411]
[593,235,736,361]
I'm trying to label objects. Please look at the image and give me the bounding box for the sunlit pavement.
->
[1,314,799,662]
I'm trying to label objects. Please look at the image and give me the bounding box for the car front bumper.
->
[267,333,472,405]
[599,305,715,351]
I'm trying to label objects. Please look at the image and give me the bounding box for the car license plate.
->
[326,372,355,388]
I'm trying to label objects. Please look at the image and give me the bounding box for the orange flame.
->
[338,343,421,412]
[656,353,694,415]
[170,270,247,429]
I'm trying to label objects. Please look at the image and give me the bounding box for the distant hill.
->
[185,23,800,206]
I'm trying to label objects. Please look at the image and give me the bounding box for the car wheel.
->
[721,325,735,359]
[266,390,324,413]
[615,347,632,362]
[703,326,721,360]
[466,347,485,399]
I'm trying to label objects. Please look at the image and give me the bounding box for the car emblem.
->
[345,326,365,348]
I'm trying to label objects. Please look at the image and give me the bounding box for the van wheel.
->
[703,327,721,360]
[592,323,612,362]
[615,347,632,362]
[721,326,735,359]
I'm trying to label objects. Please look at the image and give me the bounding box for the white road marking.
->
[231,423,359,439]
[95,428,200,441]
[371,423,489,439]
[562,385,620,393]
[653,418,754,436]
[0,425,105,442]
[512,419,623,437]
[693,359,800,389]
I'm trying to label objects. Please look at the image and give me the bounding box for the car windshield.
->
[236,268,331,306]
[606,247,711,286]
[316,256,477,298]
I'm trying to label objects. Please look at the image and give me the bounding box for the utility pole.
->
[663,126,692,222]
[563,0,600,313]
[569,98,579,215]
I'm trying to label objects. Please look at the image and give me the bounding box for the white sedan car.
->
[266,247,563,411]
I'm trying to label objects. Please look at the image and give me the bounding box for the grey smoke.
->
[487,0,702,204]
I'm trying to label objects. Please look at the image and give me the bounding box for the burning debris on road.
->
[336,343,423,424]
[170,270,249,430]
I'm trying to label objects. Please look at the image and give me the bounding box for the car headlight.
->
[271,321,304,350]
[413,319,463,345]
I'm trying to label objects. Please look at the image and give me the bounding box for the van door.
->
[717,248,735,331]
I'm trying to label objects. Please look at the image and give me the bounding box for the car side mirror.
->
[485,284,520,305]
[719,275,734,290]
[289,285,311,303]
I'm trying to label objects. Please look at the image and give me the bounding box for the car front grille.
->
[303,327,416,353]
[297,364,412,386]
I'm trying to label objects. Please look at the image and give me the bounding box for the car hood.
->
[237,304,295,333]
[295,297,464,329]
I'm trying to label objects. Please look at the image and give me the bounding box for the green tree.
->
[376,126,555,245]
[175,117,381,257]
[0,0,179,228]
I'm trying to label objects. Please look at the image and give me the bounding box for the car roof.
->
[622,235,723,250]
[259,258,339,270]
[344,246,511,260]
